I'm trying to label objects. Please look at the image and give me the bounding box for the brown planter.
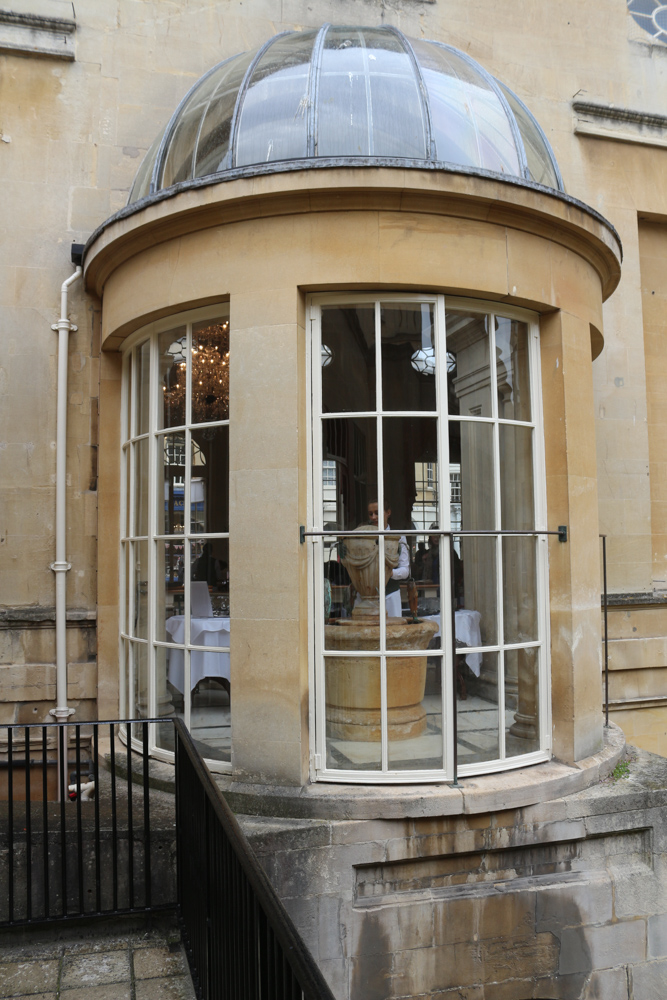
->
[325,618,439,741]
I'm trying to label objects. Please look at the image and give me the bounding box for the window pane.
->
[190,426,229,534]
[414,531,441,617]
[130,540,148,640]
[122,637,131,717]
[457,650,499,765]
[235,31,318,167]
[451,420,495,530]
[161,433,186,535]
[318,29,370,157]
[321,417,377,529]
[325,655,382,771]
[158,539,185,639]
[318,27,426,159]
[413,461,439,532]
[495,317,531,422]
[131,641,149,720]
[380,302,436,412]
[123,446,130,536]
[497,82,560,189]
[134,340,151,436]
[410,39,479,167]
[505,647,540,756]
[190,537,230,617]
[383,415,438,631]
[383,416,438,530]
[499,423,534,529]
[133,438,149,537]
[158,327,187,430]
[128,130,163,204]
[446,312,492,417]
[157,644,180,754]
[321,305,376,414]
[194,51,256,178]
[458,537,497,645]
[503,536,538,643]
[191,319,230,424]
[388,653,443,770]
[161,71,223,187]
[326,523,382,651]
[122,542,130,635]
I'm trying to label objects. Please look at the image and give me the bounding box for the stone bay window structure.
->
[86,26,620,786]
[75,23,667,997]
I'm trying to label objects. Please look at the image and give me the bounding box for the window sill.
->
[215,723,625,820]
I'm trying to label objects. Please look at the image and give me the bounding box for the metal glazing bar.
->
[93,725,101,913]
[601,534,610,727]
[42,726,49,919]
[110,724,118,913]
[127,723,134,910]
[449,536,459,786]
[59,724,67,917]
[75,726,84,914]
[300,526,567,539]
[8,729,13,922]
[142,722,151,910]
[24,727,32,921]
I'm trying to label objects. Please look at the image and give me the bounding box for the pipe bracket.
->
[50,561,72,573]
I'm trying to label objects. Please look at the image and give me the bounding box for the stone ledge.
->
[214,723,626,821]
[574,101,667,149]
[0,7,75,60]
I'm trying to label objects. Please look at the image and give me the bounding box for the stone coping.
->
[215,723,626,821]
[83,166,623,305]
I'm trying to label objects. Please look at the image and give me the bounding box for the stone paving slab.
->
[0,920,196,1000]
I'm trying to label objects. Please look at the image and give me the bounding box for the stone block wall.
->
[0,616,97,724]
[241,748,667,999]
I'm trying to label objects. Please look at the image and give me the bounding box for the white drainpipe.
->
[50,266,82,724]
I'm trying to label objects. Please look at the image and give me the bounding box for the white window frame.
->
[307,292,550,784]
[119,303,232,773]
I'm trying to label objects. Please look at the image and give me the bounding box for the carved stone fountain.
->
[325,526,439,742]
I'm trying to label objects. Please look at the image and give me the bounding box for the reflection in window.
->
[121,308,231,769]
[313,296,546,781]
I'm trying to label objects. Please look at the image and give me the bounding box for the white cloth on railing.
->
[422,610,483,676]
[166,616,230,692]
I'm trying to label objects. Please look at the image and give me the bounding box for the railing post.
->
[601,534,610,727]
[449,533,459,786]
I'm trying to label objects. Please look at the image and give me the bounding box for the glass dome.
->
[129,25,563,204]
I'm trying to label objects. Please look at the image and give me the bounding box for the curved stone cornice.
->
[84,167,622,303]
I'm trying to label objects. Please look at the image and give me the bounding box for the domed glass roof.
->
[129,25,563,205]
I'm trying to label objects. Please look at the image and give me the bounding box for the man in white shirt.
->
[367,500,409,618]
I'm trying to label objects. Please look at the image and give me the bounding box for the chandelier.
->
[163,322,230,424]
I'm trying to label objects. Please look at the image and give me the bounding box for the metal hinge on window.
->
[313,753,322,770]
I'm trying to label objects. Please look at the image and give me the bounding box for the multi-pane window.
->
[120,305,231,771]
[310,295,548,782]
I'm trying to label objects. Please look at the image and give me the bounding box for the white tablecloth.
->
[422,610,483,676]
[166,616,230,693]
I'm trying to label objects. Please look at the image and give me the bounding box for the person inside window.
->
[367,499,409,618]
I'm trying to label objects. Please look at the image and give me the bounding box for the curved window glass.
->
[310,294,548,782]
[121,305,231,771]
[128,26,564,204]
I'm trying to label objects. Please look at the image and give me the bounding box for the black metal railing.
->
[0,719,175,927]
[600,533,610,726]
[1,717,335,1000]
[174,718,336,1000]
